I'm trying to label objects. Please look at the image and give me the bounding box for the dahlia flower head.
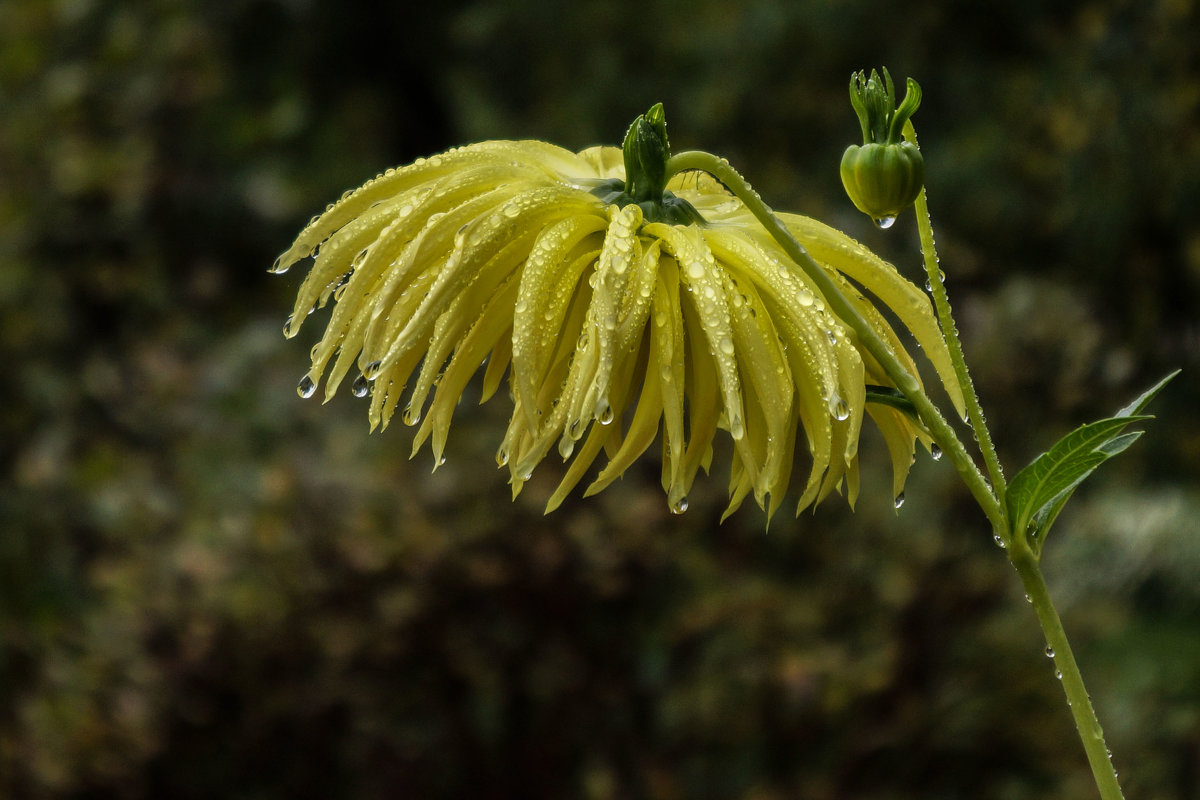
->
[275,108,964,521]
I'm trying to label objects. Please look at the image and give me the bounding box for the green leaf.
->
[1006,371,1178,559]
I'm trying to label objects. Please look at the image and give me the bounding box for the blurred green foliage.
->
[2,0,1198,798]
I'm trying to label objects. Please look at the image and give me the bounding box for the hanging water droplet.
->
[873,215,896,230]
[729,414,745,440]
[1045,645,1055,658]
[930,443,943,461]
[893,492,906,509]
[351,373,370,398]
[832,398,850,421]
[296,376,316,399]
[670,496,689,515]
[597,404,615,426]
[558,436,575,460]
[403,404,419,426]
[364,360,382,379]
[496,447,509,467]
[282,315,295,336]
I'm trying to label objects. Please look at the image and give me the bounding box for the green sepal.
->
[590,178,706,226]
[840,141,925,224]
[848,68,922,146]
[1006,370,1179,560]
[592,104,707,226]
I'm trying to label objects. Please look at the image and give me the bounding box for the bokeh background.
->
[2,1,1199,798]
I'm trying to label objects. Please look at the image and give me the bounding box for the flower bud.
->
[840,68,924,227]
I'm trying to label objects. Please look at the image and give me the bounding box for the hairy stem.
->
[664,150,1005,532]
[1010,542,1126,800]
[903,121,1009,520]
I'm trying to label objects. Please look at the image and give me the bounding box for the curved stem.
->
[903,122,1009,525]
[1010,542,1126,800]
[664,150,1005,532]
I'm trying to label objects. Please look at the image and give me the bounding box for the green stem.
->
[664,150,1005,533]
[903,121,1009,520]
[1010,542,1126,800]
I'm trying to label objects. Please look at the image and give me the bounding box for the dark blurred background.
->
[2,1,1198,798]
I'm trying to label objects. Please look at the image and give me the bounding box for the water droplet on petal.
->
[930,443,943,461]
[496,447,509,467]
[832,398,850,421]
[1055,670,1063,680]
[351,373,370,398]
[1045,645,1055,658]
[403,404,420,426]
[893,492,906,509]
[719,337,735,355]
[558,436,576,460]
[296,376,316,399]
[670,496,689,515]
[597,403,614,426]
[873,215,896,229]
[994,534,1007,549]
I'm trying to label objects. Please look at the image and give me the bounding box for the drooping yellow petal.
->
[572,205,643,434]
[274,141,600,273]
[650,255,687,511]
[721,270,793,511]
[781,213,966,418]
[512,215,608,427]
[647,223,746,443]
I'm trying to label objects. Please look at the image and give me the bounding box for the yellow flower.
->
[275,133,964,521]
